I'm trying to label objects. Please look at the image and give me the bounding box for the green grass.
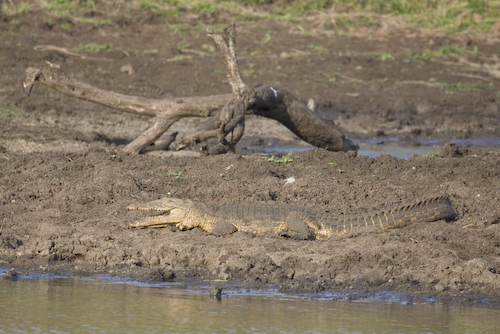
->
[267,154,293,163]
[2,108,30,121]
[4,0,500,34]
[75,43,113,53]
[166,172,184,178]
[80,17,112,26]
[364,52,395,61]
[413,46,479,62]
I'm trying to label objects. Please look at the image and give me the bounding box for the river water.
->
[1,271,499,334]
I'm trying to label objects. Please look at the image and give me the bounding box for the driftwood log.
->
[23,23,358,155]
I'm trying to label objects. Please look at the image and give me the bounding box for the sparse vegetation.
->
[413,46,479,62]
[166,172,184,178]
[267,154,293,163]
[220,172,234,181]
[364,52,395,61]
[5,0,499,34]
[75,43,113,53]
[80,17,112,26]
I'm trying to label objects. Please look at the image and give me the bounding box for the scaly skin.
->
[128,196,456,240]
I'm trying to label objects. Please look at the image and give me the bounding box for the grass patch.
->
[60,22,73,30]
[177,39,191,49]
[426,151,445,158]
[413,46,479,62]
[166,172,184,178]
[437,81,489,93]
[220,172,234,181]
[2,108,30,121]
[75,43,113,53]
[138,0,179,16]
[267,154,293,163]
[80,17,112,26]
[307,44,328,51]
[364,51,395,61]
[5,0,500,34]
[1,2,31,15]
[164,22,192,32]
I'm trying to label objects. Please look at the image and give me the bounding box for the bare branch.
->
[207,23,246,97]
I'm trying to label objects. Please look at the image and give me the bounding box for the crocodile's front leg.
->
[209,221,239,235]
[278,212,317,240]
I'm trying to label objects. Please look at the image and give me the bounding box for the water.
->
[241,137,500,159]
[1,272,499,334]
[355,137,500,159]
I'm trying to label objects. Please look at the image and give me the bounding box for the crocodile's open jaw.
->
[129,207,187,228]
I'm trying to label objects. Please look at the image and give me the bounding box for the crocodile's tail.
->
[318,196,456,238]
[366,196,456,229]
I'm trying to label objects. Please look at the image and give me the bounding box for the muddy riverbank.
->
[1,7,500,297]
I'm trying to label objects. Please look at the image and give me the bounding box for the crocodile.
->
[128,196,456,240]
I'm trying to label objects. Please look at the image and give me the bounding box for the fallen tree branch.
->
[23,61,230,154]
[23,24,358,154]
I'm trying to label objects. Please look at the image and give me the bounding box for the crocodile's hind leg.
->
[278,212,316,240]
[209,221,238,236]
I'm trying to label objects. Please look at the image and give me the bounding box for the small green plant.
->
[241,63,256,78]
[138,0,179,16]
[193,2,218,14]
[98,68,110,75]
[238,13,262,21]
[328,161,337,166]
[60,23,72,30]
[167,172,184,178]
[335,16,354,28]
[264,32,272,43]
[46,18,55,28]
[338,169,346,173]
[76,43,113,53]
[467,216,477,221]
[3,108,29,121]
[75,43,113,53]
[307,44,328,51]
[80,17,112,26]
[202,44,215,53]
[177,39,191,49]
[2,2,31,15]
[53,177,64,185]
[164,22,191,32]
[426,151,445,158]
[413,46,478,62]
[364,52,395,61]
[46,0,80,17]
[220,172,234,181]
[267,154,293,163]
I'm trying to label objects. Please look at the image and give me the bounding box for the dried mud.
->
[1,9,500,298]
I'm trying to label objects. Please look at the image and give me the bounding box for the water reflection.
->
[1,276,500,334]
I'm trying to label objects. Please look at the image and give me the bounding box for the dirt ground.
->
[1,9,500,298]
